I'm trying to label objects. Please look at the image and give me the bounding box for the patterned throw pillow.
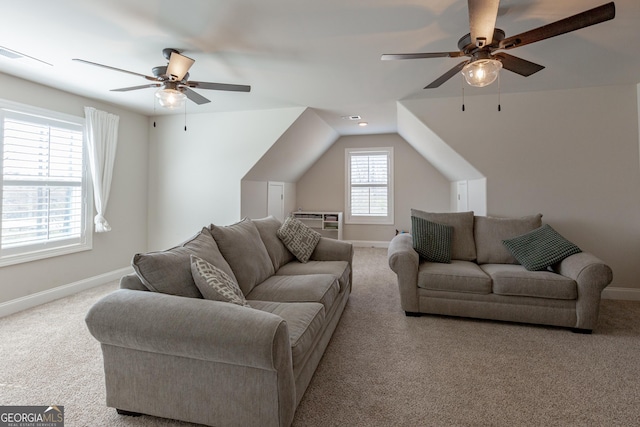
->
[502,224,582,271]
[411,216,453,263]
[190,255,249,307]
[277,215,321,263]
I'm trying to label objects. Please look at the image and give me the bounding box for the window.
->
[0,101,92,266]
[345,147,393,224]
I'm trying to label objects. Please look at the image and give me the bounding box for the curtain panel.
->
[84,107,119,233]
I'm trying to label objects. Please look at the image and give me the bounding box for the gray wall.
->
[402,84,640,288]
[296,133,451,242]
[0,73,149,304]
[148,107,304,250]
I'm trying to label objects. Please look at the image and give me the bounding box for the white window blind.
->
[0,103,91,265]
[345,147,393,224]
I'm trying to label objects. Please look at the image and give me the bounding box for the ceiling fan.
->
[73,48,251,109]
[381,1,616,89]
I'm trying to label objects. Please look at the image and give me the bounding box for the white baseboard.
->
[349,240,390,248]
[0,266,132,318]
[601,286,640,301]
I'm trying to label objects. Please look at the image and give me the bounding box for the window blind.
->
[1,111,84,249]
[349,152,389,216]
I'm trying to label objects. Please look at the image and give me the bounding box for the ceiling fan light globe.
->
[461,59,502,88]
[155,88,187,109]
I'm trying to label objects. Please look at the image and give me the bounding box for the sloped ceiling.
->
[396,102,484,182]
[243,108,339,182]
[0,0,638,136]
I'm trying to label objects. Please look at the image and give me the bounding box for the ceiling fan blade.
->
[493,53,544,76]
[381,52,465,60]
[468,0,500,47]
[72,59,158,81]
[183,88,211,105]
[111,83,162,92]
[496,2,615,50]
[188,81,251,92]
[166,52,195,81]
[424,61,469,89]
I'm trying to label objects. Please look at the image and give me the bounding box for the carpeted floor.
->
[1,247,640,426]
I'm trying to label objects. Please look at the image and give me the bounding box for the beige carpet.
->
[1,247,640,426]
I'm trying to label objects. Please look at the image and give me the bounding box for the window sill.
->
[0,242,92,267]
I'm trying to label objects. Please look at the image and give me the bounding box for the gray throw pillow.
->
[132,227,235,298]
[411,216,453,263]
[502,224,582,271]
[210,218,275,296]
[277,215,321,263]
[191,255,249,307]
[411,209,476,261]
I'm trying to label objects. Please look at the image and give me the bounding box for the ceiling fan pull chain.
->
[497,73,501,112]
[461,77,465,112]
[153,97,157,127]
[184,102,187,131]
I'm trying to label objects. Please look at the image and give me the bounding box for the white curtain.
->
[84,107,119,233]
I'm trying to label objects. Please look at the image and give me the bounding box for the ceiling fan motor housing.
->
[458,28,505,54]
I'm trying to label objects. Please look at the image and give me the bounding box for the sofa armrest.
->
[554,252,613,330]
[310,237,353,264]
[85,289,292,371]
[387,233,420,312]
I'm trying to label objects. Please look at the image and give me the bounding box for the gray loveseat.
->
[388,211,612,332]
[85,216,353,427]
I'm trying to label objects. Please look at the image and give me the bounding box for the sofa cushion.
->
[502,224,582,271]
[275,260,351,292]
[210,218,275,295]
[411,215,453,263]
[277,216,321,263]
[248,300,325,368]
[411,209,476,261]
[481,264,578,300]
[474,214,543,264]
[246,274,339,312]
[418,260,491,294]
[191,255,250,307]
[252,216,295,271]
[132,227,235,298]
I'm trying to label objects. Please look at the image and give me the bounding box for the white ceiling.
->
[1,0,639,135]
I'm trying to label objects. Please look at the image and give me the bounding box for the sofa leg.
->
[571,328,592,334]
[405,311,423,317]
[116,409,142,417]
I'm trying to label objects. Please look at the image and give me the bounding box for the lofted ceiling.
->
[0,0,639,135]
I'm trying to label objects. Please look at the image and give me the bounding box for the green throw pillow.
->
[502,224,582,271]
[411,216,453,263]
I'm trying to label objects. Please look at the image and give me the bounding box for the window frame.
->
[0,99,92,267]
[345,147,394,225]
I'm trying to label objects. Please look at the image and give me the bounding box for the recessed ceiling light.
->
[358,122,368,127]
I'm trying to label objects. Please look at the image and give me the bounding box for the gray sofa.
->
[388,211,612,332]
[85,216,353,427]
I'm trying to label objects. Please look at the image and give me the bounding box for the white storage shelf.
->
[292,211,343,240]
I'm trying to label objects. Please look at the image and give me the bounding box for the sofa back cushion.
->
[252,216,295,270]
[210,218,275,295]
[132,227,235,298]
[474,214,543,264]
[411,209,476,261]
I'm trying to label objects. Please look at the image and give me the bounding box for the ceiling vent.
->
[0,46,52,67]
